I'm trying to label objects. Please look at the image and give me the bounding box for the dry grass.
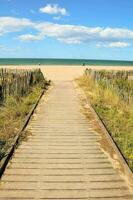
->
[0,84,46,158]
[77,74,133,170]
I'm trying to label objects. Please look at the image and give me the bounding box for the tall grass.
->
[0,68,50,159]
[77,69,133,170]
[0,68,46,102]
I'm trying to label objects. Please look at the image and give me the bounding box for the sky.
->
[0,0,133,60]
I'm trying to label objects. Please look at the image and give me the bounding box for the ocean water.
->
[0,58,133,66]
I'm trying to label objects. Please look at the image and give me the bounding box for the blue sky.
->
[0,0,133,60]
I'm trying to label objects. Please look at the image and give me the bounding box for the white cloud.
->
[18,34,44,42]
[0,17,33,35]
[35,23,102,43]
[35,23,133,46]
[97,42,130,48]
[58,38,81,44]
[108,42,130,48]
[0,16,133,48]
[99,28,133,39]
[39,4,68,16]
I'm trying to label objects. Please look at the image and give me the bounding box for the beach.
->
[1,65,133,81]
[40,65,133,81]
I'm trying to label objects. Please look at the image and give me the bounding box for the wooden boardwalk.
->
[0,81,133,200]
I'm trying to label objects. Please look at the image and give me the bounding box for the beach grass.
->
[0,69,50,159]
[77,72,133,170]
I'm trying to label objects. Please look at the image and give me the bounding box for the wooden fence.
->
[0,68,45,102]
[85,68,133,104]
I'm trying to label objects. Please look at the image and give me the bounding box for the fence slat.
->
[0,68,45,102]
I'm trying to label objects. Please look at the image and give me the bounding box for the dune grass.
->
[77,73,133,170]
[0,80,50,159]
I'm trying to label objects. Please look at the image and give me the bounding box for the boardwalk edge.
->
[74,81,133,188]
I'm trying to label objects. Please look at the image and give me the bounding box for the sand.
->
[1,65,133,81]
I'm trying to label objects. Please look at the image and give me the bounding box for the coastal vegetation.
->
[0,68,50,160]
[77,69,133,170]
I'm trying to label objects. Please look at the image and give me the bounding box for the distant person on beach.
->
[82,63,86,66]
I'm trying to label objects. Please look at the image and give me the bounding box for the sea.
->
[0,58,133,66]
